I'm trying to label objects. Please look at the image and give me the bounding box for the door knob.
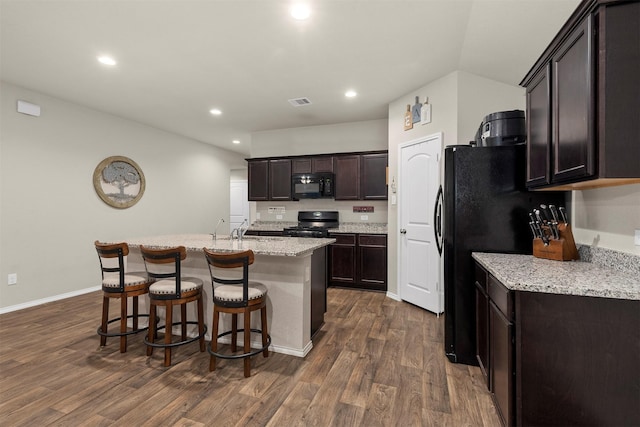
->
[400,229,407,234]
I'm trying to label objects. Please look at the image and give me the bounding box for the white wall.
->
[0,82,246,309]
[572,185,640,254]
[251,119,388,158]
[387,71,527,296]
[249,119,389,224]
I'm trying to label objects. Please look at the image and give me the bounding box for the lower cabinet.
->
[329,233,387,291]
[476,264,514,426]
[475,260,640,426]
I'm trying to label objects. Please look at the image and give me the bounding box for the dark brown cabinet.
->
[268,159,292,200]
[488,275,514,427]
[521,0,640,190]
[357,234,387,290]
[475,264,490,386]
[329,233,387,291]
[361,153,388,200]
[248,160,269,201]
[247,151,386,201]
[476,264,514,427]
[328,233,357,285]
[247,159,291,201]
[475,259,640,426]
[292,155,334,174]
[334,152,388,200]
[333,155,360,200]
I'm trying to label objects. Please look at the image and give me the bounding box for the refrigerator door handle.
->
[434,184,444,256]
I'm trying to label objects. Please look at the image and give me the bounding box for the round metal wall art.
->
[93,156,145,209]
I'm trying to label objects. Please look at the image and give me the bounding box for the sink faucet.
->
[212,218,225,241]
[232,219,248,241]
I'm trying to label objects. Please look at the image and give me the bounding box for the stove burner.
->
[282,211,339,238]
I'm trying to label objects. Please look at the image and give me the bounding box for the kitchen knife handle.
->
[549,204,560,222]
[559,206,568,224]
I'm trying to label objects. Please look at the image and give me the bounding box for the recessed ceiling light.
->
[209,108,222,116]
[345,90,357,98]
[97,55,117,66]
[232,140,241,144]
[290,3,311,20]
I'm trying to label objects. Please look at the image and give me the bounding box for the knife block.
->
[533,223,579,261]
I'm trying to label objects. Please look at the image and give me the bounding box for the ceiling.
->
[0,0,580,156]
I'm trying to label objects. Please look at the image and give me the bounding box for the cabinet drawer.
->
[488,275,513,320]
[475,263,488,291]
[358,234,386,246]
[331,234,356,245]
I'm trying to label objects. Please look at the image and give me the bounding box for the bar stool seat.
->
[203,248,270,378]
[95,241,152,353]
[140,245,207,367]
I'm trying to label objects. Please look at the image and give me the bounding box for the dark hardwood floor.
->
[0,287,500,426]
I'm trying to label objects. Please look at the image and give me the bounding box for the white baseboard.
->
[0,286,101,315]
[385,291,401,301]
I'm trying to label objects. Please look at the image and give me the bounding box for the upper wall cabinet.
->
[292,156,334,174]
[247,151,387,201]
[248,160,269,201]
[334,152,388,200]
[247,159,292,201]
[521,0,640,190]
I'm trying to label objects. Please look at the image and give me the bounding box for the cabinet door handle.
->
[400,229,407,234]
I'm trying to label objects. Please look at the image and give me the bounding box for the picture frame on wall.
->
[93,155,145,209]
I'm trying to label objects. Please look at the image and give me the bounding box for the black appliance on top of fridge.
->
[443,143,565,365]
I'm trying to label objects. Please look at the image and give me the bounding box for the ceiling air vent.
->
[288,97,312,107]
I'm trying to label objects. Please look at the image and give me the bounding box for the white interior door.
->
[398,133,443,314]
[230,180,249,231]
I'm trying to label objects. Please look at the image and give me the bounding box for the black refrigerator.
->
[443,144,564,365]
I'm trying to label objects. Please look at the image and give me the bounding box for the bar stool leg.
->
[100,296,109,347]
[147,304,156,356]
[132,296,139,330]
[165,303,173,367]
[244,309,251,378]
[261,305,269,358]
[210,308,220,371]
[181,304,187,341]
[120,296,128,353]
[231,313,238,352]
[197,295,205,352]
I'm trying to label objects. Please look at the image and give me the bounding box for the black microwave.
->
[292,173,334,199]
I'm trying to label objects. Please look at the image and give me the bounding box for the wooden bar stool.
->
[203,248,271,378]
[140,245,207,367]
[95,241,151,353]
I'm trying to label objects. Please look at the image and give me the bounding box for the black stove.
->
[282,211,338,238]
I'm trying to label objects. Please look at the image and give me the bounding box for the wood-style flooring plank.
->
[0,288,501,426]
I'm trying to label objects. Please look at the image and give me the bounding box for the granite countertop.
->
[126,234,335,257]
[248,221,388,234]
[472,252,640,300]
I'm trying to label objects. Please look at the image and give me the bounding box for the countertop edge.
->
[472,252,640,301]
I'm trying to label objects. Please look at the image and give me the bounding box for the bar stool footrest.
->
[143,321,207,348]
[97,314,150,337]
[207,328,271,359]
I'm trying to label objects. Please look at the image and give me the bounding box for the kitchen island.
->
[125,234,335,357]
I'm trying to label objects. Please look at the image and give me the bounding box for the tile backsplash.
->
[254,200,388,224]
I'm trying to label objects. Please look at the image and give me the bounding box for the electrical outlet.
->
[256,212,261,220]
[635,229,640,246]
[8,273,17,285]
[360,215,369,221]
[276,214,283,220]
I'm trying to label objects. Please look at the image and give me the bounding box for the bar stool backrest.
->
[140,246,187,299]
[203,249,254,307]
[95,241,129,293]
